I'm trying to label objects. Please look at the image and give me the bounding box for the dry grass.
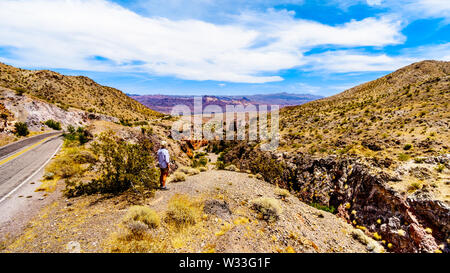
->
[123,206,160,229]
[275,188,290,199]
[45,147,91,179]
[165,194,202,229]
[170,171,186,182]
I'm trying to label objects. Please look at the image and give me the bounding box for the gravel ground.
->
[2,159,370,253]
[146,167,369,253]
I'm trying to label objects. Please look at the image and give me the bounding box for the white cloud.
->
[304,51,415,73]
[0,0,406,83]
[407,0,450,20]
[366,0,383,6]
[303,43,450,73]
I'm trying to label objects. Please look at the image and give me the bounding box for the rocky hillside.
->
[0,62,161,122]
[130,93,322,114]
[213,60,450,253]
[280,60,449,158]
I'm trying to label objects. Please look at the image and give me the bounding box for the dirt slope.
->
[1,165,375,253]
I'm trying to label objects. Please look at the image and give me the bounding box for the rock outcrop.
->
[219,141,449,253]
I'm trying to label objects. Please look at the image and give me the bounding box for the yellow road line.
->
[0,136,56,167]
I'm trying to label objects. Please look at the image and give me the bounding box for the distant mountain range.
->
[129,93,323,114]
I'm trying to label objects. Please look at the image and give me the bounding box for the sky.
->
[0,0,449,96]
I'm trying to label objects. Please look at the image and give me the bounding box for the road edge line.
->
[0,141,63,204]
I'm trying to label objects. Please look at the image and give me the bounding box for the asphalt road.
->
[0,134,63,201]
[0,132,61,159]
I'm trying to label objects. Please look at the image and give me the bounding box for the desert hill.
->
[280,60,450,159]
[0,62,161,122]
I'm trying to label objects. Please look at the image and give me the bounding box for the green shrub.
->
[14,122,29,136]
[63,126,92,146]
[64,131,159,197]
[192,156,208,168]
[215,161,225,170]
[403,144,412,151]
[251,197,282,222]
[44,119,62,130]
[310,202,336,214]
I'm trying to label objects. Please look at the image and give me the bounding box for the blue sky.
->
[0,0,449,96]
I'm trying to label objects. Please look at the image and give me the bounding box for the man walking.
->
[157,141,170,190]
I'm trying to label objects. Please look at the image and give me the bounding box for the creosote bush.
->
[44,119,61,130]
[123,206,160,229]
[64,131,159,197]
[251,197,282,222]
[14,122,29,136]
[63,126,92,146]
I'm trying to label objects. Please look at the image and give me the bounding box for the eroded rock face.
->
[220,142,449,253]
[1,88,119,132]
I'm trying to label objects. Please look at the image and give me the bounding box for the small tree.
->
[14,122,29,136]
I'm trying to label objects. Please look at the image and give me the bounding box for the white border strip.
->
[0,141,63,204]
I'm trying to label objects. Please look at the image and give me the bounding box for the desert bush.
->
[224,164,239,172]
[403,144,412,151]
[255,173,263,180]
[123,206,160,229]
[64,131,159,197]
[14,87,26,96]
[14,122,29,136]
[310,202,336,214]
[192,155,208,168]
[398,153,410,162]
[171,171,186,182]
[188,168,200,175]
[165,194,200,229]
[126,220,149,239]
[251,197,282,222]
[63,126,92,146]
[179,167,190,174]
[215,161,225,170]
[275,188,290,199]
[199,167,207,172]
[44,119,61,130]
[436,164,445,173]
